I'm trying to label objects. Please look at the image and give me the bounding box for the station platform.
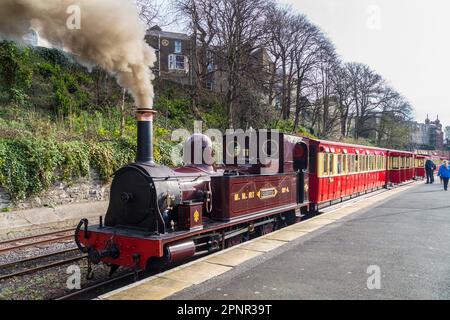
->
[0,201,107,239]
[100,180,450,300]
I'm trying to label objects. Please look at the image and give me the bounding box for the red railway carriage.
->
[308,139,388,208]
[388,150,414,184]
[414,155,426,180]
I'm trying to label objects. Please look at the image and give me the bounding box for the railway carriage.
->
[414,155,426,180]
[388,150,414,185]
[308,139,388,209]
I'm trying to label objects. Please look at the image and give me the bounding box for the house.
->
[145,26,192,86]
[146,26,275,105]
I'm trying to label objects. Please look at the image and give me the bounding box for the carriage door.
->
[293,143,309,203]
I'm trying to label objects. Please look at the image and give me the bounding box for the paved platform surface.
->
[0,201,107,239]
[100,181,444,300]
[168,182,450,300]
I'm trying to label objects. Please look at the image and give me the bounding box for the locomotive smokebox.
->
[136,108,157,165]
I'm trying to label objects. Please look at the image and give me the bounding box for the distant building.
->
[145,26,192,86]
[410,115,444,150]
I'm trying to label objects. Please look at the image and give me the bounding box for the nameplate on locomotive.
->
[257,187,278,200]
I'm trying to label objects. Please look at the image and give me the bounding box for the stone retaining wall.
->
[0,169,110,211]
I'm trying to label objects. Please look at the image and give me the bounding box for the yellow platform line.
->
[99,181,420,300]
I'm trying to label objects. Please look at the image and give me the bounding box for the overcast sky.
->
[282,0,450,128]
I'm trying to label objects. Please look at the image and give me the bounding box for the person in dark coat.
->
[425,159,436,184]
[437,161,450,191]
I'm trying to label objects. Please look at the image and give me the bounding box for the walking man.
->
[437,160,450,191]
[425,159,436,184]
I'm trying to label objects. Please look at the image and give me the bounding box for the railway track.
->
[55,271,137,300]
[0,228,76,253]
[0,249,85,281]
[0,228,87,282]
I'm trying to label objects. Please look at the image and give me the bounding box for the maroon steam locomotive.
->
[75,108,420,275]
[75,109,310,274]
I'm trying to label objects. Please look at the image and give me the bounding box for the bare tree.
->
[345,63,386,139]
[330,63,355,137]
[136,0,169,27]
[291,16,329,127]
[175,0,217,117]
[265,6,297,120]
[211,0,273,127]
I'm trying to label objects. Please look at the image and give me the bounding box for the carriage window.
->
[328,155,331,175]
[320,153,328,176]
[337,155,342,174]
[392,157,399,169]
[343,155,348,173]
[350,155,353,172]
[349,155,353,173]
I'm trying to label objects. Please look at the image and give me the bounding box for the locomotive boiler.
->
[75,107,310,274]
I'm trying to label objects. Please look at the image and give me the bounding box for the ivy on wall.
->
[0,137,173,202]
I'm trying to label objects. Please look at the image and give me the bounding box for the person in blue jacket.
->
[437,160,450,191]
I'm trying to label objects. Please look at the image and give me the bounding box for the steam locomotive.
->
[74,108,430,275]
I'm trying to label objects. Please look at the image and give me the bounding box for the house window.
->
[205,82,213,91]
[174,40,182,53]
[206,51,214,72]
[168,54,187,71]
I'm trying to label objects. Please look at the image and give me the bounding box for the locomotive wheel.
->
[146,256,169,272]
[225,235,244,248]
[259,222,276,236]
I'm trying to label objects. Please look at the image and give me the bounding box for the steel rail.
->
[54,271,136,300]
[0,234,74,254]
[0,248,79,269]
[0,228,75,246]
[0,255,86,281]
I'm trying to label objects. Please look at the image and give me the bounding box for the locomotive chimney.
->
[136,108,157,165]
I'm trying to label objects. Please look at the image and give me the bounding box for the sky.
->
[283,0,450,128]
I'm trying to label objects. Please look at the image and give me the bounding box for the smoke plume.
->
[0,0,156,108]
